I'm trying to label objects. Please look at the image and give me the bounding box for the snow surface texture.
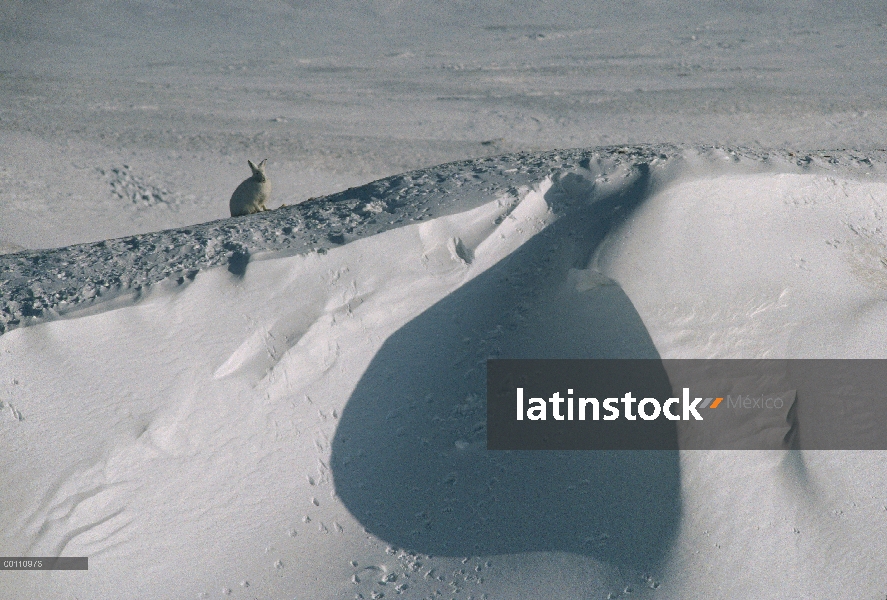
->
[4,146,887,600]
[3,145,886,337]
[3,0,887,250]
[5,1,887,598]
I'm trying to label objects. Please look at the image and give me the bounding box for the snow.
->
[598,170,887,359]
[3,1,887,599]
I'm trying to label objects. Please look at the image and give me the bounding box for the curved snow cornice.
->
[1,145,885,335]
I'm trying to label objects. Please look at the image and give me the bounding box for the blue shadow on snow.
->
[330,167,680,571]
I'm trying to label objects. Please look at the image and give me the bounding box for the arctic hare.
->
[229,159,271,216]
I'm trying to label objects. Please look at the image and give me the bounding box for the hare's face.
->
[247,159,268,182]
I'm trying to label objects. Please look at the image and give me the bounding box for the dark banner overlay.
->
[0,557,88,570]
[487,359,887,450]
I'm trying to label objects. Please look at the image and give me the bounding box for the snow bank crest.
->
[2,145,885,336]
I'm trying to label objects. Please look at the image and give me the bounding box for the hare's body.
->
[230,159,270,217]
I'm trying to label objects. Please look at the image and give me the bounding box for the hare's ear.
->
[258,158,267,169]
[248,159,258,173]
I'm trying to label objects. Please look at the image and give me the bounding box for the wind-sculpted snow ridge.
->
[0,144,884,335]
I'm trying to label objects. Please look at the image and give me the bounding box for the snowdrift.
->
[3,146,887,599]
